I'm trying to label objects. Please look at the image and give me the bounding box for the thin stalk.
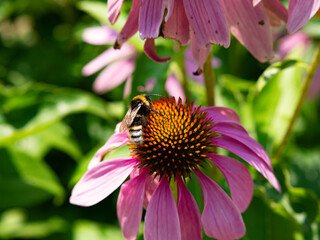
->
[274,42,320,161]
[203,52,215,106]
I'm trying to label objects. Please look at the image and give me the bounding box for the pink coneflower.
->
[82,26,138,97]
[70,97,280,240]
[108,0,290,71]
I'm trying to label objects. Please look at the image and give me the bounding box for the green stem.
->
[203,52,215,106]
[274,42,320,161]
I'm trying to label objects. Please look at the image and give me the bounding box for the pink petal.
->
[108,0,124,24]
[93,58,135,94]
[183,0,230,48]
[208,154,254,212]
[144,177,181,240]
[195,170,246,240]
[82,26,117,45]
[214,136,281,192]
[213,122,272,169]
[190,31,211,72]
[139,0,174,39]
[287,0,320,33]
[177,176,202,240]
[117,170,148,240]
[115,0,141,48]
[70,158,138,206]
[143,174,160,209]
[165,74,186,103]
[144,38,171,63]
[82,44,136,76]
[201,106,241,123]
[308,63,320,99]
[253,0,261,6]
[219,0,274,62]
[163,0,190,45]
[88,132,130,170]
[262,0,288,23]
[123,76,132,98]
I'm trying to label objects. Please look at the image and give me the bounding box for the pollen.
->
[132,97,215,180]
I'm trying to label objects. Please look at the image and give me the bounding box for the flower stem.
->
[274,41,320,161]
[203,52,215,106]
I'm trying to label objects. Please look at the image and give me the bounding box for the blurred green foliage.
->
[0,0,320,239]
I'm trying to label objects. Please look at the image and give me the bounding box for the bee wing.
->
[119,104,142,133]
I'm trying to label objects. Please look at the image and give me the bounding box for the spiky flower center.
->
[131,97,215,180]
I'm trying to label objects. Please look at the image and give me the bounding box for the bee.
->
[119,94,161,145]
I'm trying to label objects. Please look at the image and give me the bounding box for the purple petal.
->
[93,58,135,94]
[143,174,160,209]
[82,44,136,76]
[253,0,261,6]
[213,122,272,169]
[139,0,174,39]
[163,0,190,45]
[208,154,254,212]
[144,38,171,63]
[201,106,241,123]
[262,0,288,23]
[185,48,205,83]
[219,0,274,62]
[190,31,211,72]
[144,177,181,240]
[177,176,202,240]
[82,26,117,45]
[117,170,148,240]
[123,76,132,98]
[214,136,281,192]
[277,31,310,58]
[183,0,230,48]
[195,170,246,240]
[108,0,124,24]
[165,74,186,103]
[287,0,320,33]
[70,158,138,206]
[115,0,141,48]
[88,132,130,170]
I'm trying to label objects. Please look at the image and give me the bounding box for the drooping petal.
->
[190,31,211,72]
[144,38,171,62]
[177,176,202,240]
[208,154,254,212]
[82,26,117,45]
[144,177,181,240]
[70,158,138,206]
[287,0,320,33]
[163,0,190,45]
[108,0,124,24]
[201,106,241,123]
[88,132,130,169]
[262,0,288,23]
[214,136,281,192]
[143,174,160,209]
[93,58,135,94]
[115,0,141,48]
[195,170,246,240]
[213,122,272,169]
[139,0,174,39]
[277,31,310,59]
[117,169,148,240]
[253,0,261,7]
[165,74,186,103]
[82,44,136,76]
[183,0,230,48]
[219,0,274,62]
[123,76,132,99]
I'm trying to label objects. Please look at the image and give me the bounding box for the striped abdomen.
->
[128,115,144,145]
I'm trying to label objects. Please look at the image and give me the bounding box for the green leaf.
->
[253,59,308,150]
[0,148,64,208]
[0,209,67,239]
[0,83,123,145]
